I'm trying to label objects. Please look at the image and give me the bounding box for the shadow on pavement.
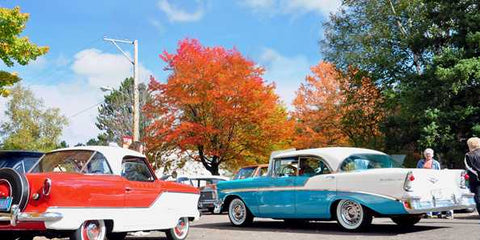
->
[192,220,444,237]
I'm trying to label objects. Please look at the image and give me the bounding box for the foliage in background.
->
[1,84,68,151]
[92,78,150,145]
[145,39,294,175]
[292,62,348,148]
[321,0,480,167]
[292,62,384,149]
[0,6,48,96]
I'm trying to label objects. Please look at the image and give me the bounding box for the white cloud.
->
[72,48,153,88]
[150,19,166,34]
[30,81,102,145]
[158,0,205,22]
[242,0,341,16]
[0,49,155,146]
[258,48,313,109]
[29,56,48,69]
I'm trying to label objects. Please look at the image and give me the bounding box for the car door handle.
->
[325,176,335,180]
[125,187,133,192]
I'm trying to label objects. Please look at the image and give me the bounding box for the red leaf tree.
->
[144,39,293,175]
[292,61,384,149]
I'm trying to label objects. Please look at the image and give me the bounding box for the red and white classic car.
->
[0,146,200,240]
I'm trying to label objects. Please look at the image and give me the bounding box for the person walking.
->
[416,148,453,218]
[465,137,480,217]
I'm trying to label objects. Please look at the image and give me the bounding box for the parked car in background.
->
[176,176,229,213]
[0,150,43,174]
[0,146,200,240]
[232,164,268,180]
[216,147,476,231]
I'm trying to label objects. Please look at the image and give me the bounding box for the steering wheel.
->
[278,165,297,177]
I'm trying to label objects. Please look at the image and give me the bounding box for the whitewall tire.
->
[165,217,190,240]
[336,199,372,231]
[71,219,106,240]
[228,198,253,226]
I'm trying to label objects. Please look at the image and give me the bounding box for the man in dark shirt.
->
[465,137,480,216]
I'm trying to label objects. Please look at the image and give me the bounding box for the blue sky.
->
[0,0,341,145]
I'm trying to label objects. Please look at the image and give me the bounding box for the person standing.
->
[416,148,453,218]
[465,137,480,217]
[416,148,440,170]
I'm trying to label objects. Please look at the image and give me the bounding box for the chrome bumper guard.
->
[213,199,223,214]
[404,193,476,214]
[0,205,63,226]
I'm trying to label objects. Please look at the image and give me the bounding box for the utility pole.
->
[103,37,140,142]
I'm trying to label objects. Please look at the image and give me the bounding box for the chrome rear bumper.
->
[0,205,63,226]
[404,193,476,214]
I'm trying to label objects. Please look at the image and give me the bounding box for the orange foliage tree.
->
[292,61,384,149]
[292,62,349,149]
[144,39,293,175]
[341,69,385,148]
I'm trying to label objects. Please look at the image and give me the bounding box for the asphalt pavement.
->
[36,212,480,240]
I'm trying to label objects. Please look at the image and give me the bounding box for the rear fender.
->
[333,191,408,215]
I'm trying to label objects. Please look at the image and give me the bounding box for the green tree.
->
[1,84,68,151]
[322,0,480,167]
[0,7,49,96]
[94,78,150,145]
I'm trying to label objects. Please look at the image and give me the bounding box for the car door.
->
[295,156,336,218]
[121,156,162,207]
[257,157,297,217]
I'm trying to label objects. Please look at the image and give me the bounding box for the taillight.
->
[460,171,468,189]
[404,171,415,191]
[43,178,52,196]
[0,180,11,197]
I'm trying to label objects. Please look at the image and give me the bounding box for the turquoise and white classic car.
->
[215,147,476,231]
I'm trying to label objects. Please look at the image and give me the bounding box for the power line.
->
[68,100,104,118]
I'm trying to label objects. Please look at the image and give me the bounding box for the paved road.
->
[36,212,480,240]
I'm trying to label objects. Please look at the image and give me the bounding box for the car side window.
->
[298,157,331,177]
[84,152,112,174]
[274,158,298,177]
[121,157,155,182]
[259,167,268,176]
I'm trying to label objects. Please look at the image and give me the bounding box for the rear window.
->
[31,150,94,173]
[340,154,402,172]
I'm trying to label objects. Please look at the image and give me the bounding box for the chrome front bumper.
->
[404,193,476,214]
[0,205,63,226]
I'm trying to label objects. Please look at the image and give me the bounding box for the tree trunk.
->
[198,146,220,175]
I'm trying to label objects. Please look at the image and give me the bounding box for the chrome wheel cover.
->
[81,220,106,240]
[229,199,246,225]
[337,200,363,229]
[173,217,189,239]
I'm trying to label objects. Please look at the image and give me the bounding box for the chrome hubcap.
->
[230,199,246,224]
[82,220,104,240]
[174,217,188,238]
[340,200,362,226]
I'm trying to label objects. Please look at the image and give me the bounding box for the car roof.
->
[0,150,43,155]
[49,146,145,175]
[273,147,387,171]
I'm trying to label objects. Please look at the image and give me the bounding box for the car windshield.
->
[340,153,402,172]
[31,150,94,173]
[233,167,256,180]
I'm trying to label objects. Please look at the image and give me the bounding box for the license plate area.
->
[0,197,12,212]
